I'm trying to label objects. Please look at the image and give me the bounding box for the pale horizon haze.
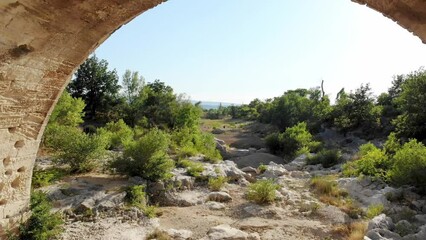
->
[95,0,426,104]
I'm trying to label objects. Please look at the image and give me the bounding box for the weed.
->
[246,179,280,204]
[208,176,228,191]
[366,204,384,219]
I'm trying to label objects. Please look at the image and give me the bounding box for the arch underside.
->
[0,0,425,236]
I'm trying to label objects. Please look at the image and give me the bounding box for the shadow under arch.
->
[0,0,425,236]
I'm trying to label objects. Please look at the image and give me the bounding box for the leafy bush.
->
[112,129,174,181]
[383,132,401,155]
[307,149,342,168]
[32,168,67,188]
[388,139,426,188]
[97,119,134,150]
[44,124,108,173]
[366,204,384,219]
[342,143,390,180]
[126,185,146,208]
[125,185,159,218]
[48,91,85,127]
[171,127,221,163]
[258,164,267,173]
[265,122,319,158]
[246,179,280,204]
[19,191,63,240]
[178,159,204,178]
[208,176,228,191]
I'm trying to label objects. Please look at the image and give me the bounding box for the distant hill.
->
[191,100,240,110]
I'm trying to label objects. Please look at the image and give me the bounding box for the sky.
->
[95,0,426,104]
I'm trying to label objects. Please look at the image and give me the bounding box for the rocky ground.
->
[35,125,426,240]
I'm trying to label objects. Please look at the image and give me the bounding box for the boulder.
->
[368,214,395,231]
[205,201,226,210]
[208,192,233,202]
[207,224,256,240]
[366,228,402,240]
[317,205,351,224]
[261,162,288,179]
[166,229,193,240]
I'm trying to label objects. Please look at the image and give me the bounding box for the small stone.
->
[208,192,233,202]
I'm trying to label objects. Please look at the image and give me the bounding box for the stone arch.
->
[0,0,425,236]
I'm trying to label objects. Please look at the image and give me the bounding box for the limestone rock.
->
[368,214,395,231]
[208,192,233,202]
[207,224,251,240]
[166,228,193,240]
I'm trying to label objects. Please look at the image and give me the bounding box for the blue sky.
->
[95,0,426,104]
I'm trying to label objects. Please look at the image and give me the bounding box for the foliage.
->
[258,164,267,173]
[112,129,174,181]
[343,143,389,179]
[68,55,121,121]
[265,122,319,158]
[310,176,342,197]
[18,191,63,240]
[388,139,426,189]
[178,159,204,178]
[125,185,159,218]
[331,84,382,137]
[122,69,145,104]
[48,91,85,127]
[171,127,222,163]
[126,185,146,208]
[146,229,171,240]
[32,168,67,188]
[97,119,134,150]
[383,132,401,155]
[392,68,426,140]
[366,204,384,219]
[246,179,280,204]
[307,149,342,168]
[44,124,108,173]
[208,176,228,191]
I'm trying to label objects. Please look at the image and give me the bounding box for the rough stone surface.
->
[2,0,426,236]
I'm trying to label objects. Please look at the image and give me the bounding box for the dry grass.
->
[146,229,171,240]
[310,176,362,218]
[332,221,367,240]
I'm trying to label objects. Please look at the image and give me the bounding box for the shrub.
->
[208,176,228,191]
[388,139,426,189]
[126,185,146,208]
[179,159,204,178]
[246,179,280,204]
[264,132,281,154]
[146,229,171,240]
[125,185,159,218]
[97,119,134,150]
[383,132,401,155]
[44,124,108,173]
[366,204,384,219]
[265,122,318,158]
[32,168,67,188]
[342,143,390,180]
[171,127,222,163]
[19,191,63,240]
[307,149,342,168]
[258,164,267,173]
[112,129,174,181]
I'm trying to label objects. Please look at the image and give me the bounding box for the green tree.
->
[112,129,174,181]
[122,69,145,104]
[393,68,426,140]
[68,55,120,120]
[49,91,85,127]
